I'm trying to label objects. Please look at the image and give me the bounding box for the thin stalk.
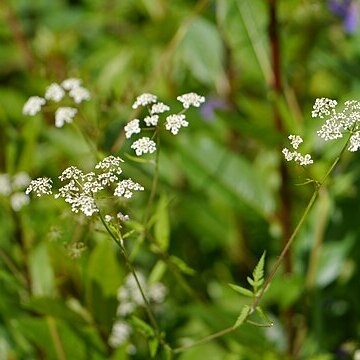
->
[98,213,162,339]
[143,131,160,224]
[172,135,352,354]
[46,316,67,360]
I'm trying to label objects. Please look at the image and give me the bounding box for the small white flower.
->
[105,215,113,222]
[59,166,84,181]
[95,156,124,173]
[148,282,167,303]
[55,107,77,128]
[177,92,205,109]
[71,193,99,216]
[66,241,86,259]
[117,212,130,222]
[108,320,132,348]
[144,115,159,127]
[348,131,360,152]
[124,119,141,139]
[312,97,337,118]
[165,114,188,135]
[10,192,30,211]
[151,102,170,114]
[116,301,136,316]
[22,96,46,116]
[114,179,144,198]
[25,177,53,197]
[0,174,12,196]
[131,137,156,156]
[69,86,90,103]
[61,78,82,90]
[132,93,157,109]
[12,172,31,190]
[288,134,303,149]
[45,83,65,102]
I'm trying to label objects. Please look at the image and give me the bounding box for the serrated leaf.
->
[228,283,253,298]
[253,251,266,283]
[233,305,250,328]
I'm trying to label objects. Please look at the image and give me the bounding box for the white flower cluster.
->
[125,92,205,156]
[108,271,167,350]
[25,156,144,217]
[282,135,313,166]
[22,78,90,128]
[116,271,167,317]
[313,98,360,152]
[0,171,31,211]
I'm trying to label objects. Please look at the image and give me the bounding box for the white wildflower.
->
[114,179,144,198]
[55,107,77,128]
[0,174,12,196]
[10,193,30,211]
[12,172,31,190]
[148,282,168,303]
[151,102,170,114]
[132,93,157,109]
[108,320,132,348]
[70,193,99,216]
[348,131,360,152]
[177,92,205,109]
[59,166,84,181]
[144,115,159,127]
[95,156,124,173]
[105,215,113,222]
[124,119,141,139]
[69,86,90,103]
[282,148,313,166]
[165,114,188,135]
[116,301,136,316]
[45,83,65,102]
[288,134,303,149]
[61,78,82,90]
[117,212,129,222]
[312,97,337,118]
[131,137,156,156]
[22,96,46,116]
[25,177,53,197]
[66,241,86,259]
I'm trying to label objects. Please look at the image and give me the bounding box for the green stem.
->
[98,213,162,340]
[143,130,160,224]
[172,135,352,354]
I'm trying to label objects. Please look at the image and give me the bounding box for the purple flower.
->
[328,0,359,34]
[200,96,228,122]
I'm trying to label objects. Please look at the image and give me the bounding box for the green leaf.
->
[87,240,123,297]
[130,316,155,338]
[228,283,253,298]
[253,251,266,284]
[154,194,170,251]
[233,305,250,329]
[180,18,226,87]
[255,306,273,327]
[148,260,166,284]
[169,256,195,276]
[148,337,159,358]
[29,243,55,296]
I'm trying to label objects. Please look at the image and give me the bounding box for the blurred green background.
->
[1,0,360,359]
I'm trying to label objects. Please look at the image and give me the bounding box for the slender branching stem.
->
[172,135,352,354]
[98,212,162,340]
